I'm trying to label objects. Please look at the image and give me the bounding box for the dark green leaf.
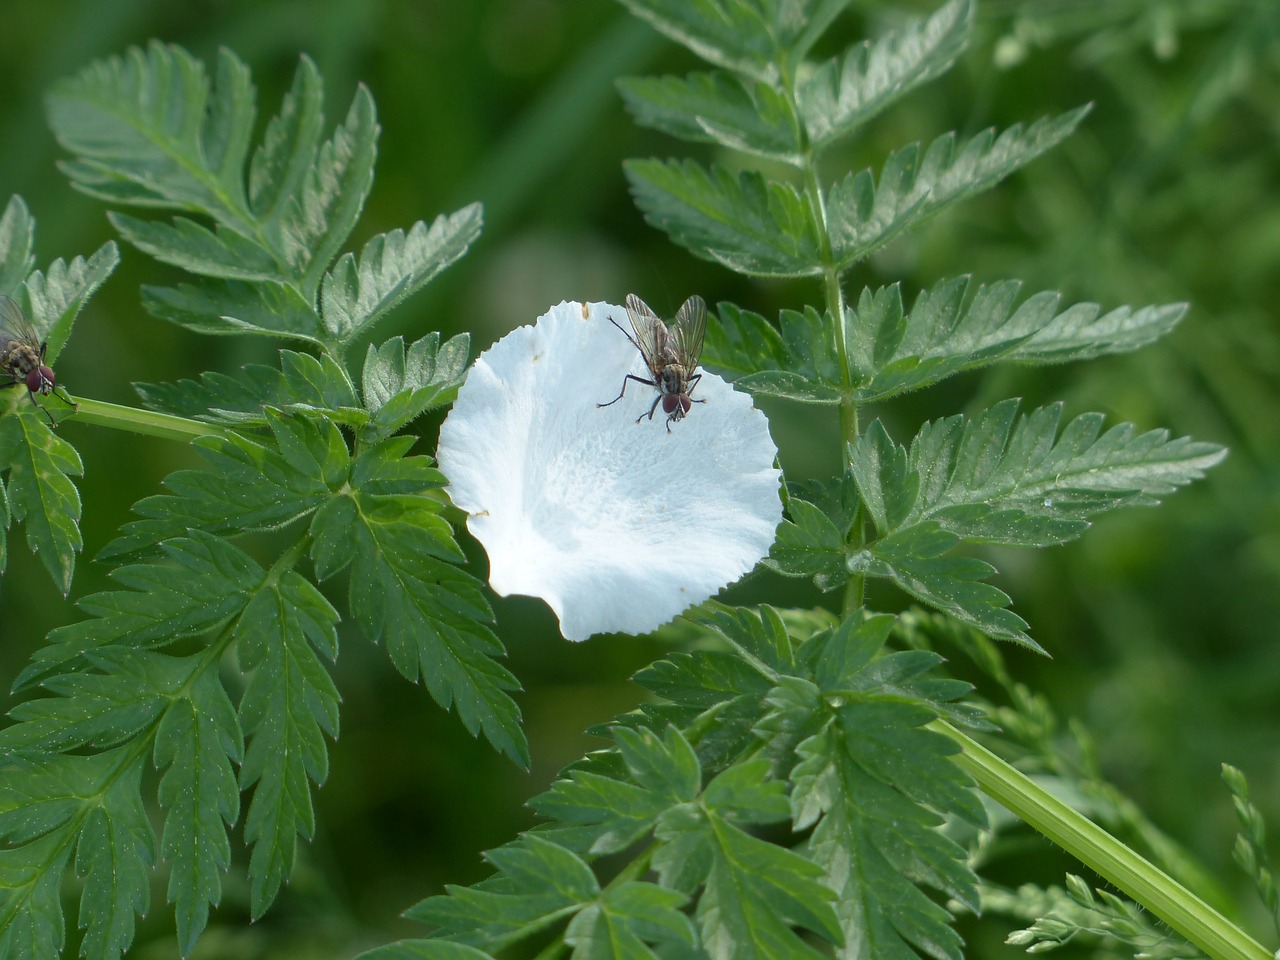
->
[828,109,1089,269]
[345,476,527,765]
[764,496,848,589]
[74,754,155,960]
[652,758,841,958]
[135,349,361,424]
[799,0,971,148]
[15,531,262,688]
[361,332,471,440]
[100,414,343,558]
[0,832,68,960]
[320,205,483,343]
[564,882,695,960]
[237,572,341,917]
[155,661,242,954]
[108,212,282,282]
[141,278,321,343]
[618,72,801,162]
[0,648,181,754]
[756,615,983,960]
[850,521,1035,647]
[624,159,821,277]
[0,411,83,594]
[408,835,596,950]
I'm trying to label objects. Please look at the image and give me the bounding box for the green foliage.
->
[0,195,119,593]
[994,875,1204,959]
[0,1,1246,958]
[46,42,481,353]
[398,609,984,960]
[1223,765,1280,940]
[0,44,517,960]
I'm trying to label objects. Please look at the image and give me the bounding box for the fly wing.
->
[624,293,669,376]
[0,295,39,348]
[671,295,707,369]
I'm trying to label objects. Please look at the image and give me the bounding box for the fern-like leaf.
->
[799,0,972,148]
[827,108,1089,269]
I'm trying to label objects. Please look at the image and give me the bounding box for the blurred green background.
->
[1,1,1277,956]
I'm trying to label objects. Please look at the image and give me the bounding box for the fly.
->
[0,295,74,426]
[599,293,707,432]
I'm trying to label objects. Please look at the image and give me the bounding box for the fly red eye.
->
[662,394,682,415]
[27,366,54,395]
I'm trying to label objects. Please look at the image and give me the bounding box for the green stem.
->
[66,397,229,442]
[934,720,1271,960]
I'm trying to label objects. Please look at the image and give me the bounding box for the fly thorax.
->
[659,366,686,395]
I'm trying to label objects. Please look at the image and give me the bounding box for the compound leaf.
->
[800,0,971,148]
[828,109,1089,269]
[624,159,822,277]
[320,204,483,344]
[618,72,801,163]
[0,411,83,595]
[361,332,471,441]
[237,571,341,917]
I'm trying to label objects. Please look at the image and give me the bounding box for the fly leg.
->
[599,373,656,408]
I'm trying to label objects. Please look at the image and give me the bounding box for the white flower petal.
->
[436,300,781,641]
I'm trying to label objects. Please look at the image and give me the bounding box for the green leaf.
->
[141,278,322,343]
[360,942,499,960]
[850,521,1035,646]
[624,159,822,277]
[529,726,700,855]
[764,496,848,589]
[799,0,971,148]
[47,43,254,218]
[564,882,696,960]
[135,349,361,424]
[1003,300,1189,365]
[827,108,1089,269]
[0,195,37,296]
[74,754,155,960]
[281,85,378,294]
[341,453,527,765]
[618,72,801,163]
[847,421,917,536]
[100,413,343,558]
[237,571,341,917]
[854,400,1229,549]
[0,648,177,754]
[0,411,83,594]
[361,331,471,440]
[615,0,786,83]
[0,832,68,960]
[748,615,984,960]
[16,532,263,688]
[652,758,842,958]
[22,241,121,364]
[249,55,324,227]
[354,942,496,960]
[155,661,242,954]
[320,204,483,343]
[408,835,598,950]
[108,212,281,282]
[843,278,1189,401]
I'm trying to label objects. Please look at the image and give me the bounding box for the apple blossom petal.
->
[436,299,781,641]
